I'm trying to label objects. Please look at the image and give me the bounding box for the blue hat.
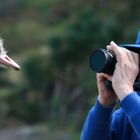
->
[120,30,140,49]
[136,30,140,44]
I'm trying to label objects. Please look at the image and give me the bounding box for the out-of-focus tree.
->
[0,0,139,132]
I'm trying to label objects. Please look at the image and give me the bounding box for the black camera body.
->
[89,44,140,90]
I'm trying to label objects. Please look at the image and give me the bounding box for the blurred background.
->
[0,0,139,139]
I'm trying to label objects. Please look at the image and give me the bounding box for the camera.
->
[89,44,140,90]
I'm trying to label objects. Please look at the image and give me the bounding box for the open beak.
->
[0,54,20,71]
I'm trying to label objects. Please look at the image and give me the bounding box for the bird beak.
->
[0,54,20,71]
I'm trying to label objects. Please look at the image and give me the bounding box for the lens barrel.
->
[89,49,117,75]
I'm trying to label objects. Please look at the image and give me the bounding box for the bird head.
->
[0,39,20,71]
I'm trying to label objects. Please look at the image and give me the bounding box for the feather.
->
[0,38,7,55]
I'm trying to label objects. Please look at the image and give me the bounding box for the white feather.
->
[0,38,7,55]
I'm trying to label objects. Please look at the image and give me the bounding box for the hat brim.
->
[119,44,140,53]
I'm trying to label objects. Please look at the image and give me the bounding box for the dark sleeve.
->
[81,99,117,140]
[121,92,140,138]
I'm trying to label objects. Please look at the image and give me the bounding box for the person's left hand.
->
[107,41,139,101]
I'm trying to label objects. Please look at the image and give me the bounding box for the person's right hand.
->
[97,73,117,106]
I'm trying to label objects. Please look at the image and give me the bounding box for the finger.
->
[106,45,111,50]
[97,73,112,80]
[110,41,121,55]
[110,41,122,61]
[107,42,122,57]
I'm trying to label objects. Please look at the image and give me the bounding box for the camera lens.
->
[89,49,116,75]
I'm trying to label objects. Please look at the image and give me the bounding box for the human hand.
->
[97,73,117,106]
[107,41,139,101]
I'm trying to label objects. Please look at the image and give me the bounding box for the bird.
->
[0,38,20,71]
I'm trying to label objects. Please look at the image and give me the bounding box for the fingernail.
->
[110,41,117,46]
[110,41,115,45]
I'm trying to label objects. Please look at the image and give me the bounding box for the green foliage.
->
[23,55,49,90]
[0,0,139,134]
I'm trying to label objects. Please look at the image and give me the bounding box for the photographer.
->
[81,32,140,140]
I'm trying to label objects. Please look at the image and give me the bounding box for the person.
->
[81,30,140,140]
